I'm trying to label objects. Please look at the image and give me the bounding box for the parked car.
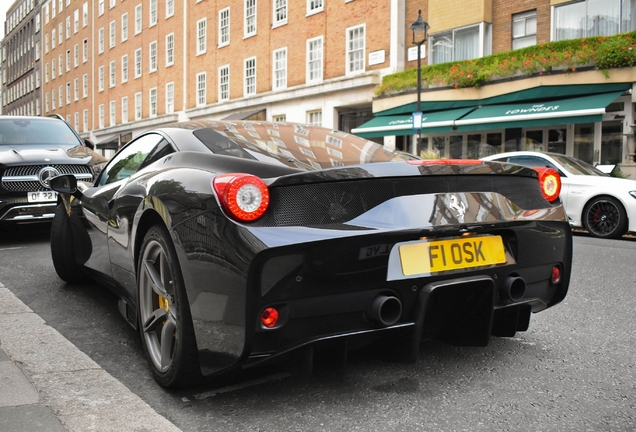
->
[0,115,106,225]
[482,151,636,239]
[49,120,572,388]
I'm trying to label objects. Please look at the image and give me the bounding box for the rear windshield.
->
[0,118,81,147]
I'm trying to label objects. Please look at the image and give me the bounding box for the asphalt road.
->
[1,224,635,431]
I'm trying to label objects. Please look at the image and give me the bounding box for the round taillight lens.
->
[535,168,561,203]
[260,307,279,328]
[213,174,270,221]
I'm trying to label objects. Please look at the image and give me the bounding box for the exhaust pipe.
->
[368,295,402,326]
[500,276,526,302]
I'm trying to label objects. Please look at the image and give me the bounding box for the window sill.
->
[306,8,324,17]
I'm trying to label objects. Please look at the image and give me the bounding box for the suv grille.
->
[1,164,93,192]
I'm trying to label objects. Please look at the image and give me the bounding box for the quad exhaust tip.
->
[368,295,402,326]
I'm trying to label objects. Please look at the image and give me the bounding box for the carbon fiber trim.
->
[255,175,553,227]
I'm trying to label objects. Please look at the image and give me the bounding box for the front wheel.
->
[137,225,200,388]
[583,196,628,239]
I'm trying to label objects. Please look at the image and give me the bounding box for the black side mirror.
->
[50,174,78,194]
[84,139,95,150]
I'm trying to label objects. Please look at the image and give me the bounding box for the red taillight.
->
[407,159,483,166]
[212,174,270,221]
[534,168,561,203]
[260,307,279,328]
[551,266,562,284]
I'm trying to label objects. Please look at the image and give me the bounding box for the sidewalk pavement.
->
[0,283,182,432]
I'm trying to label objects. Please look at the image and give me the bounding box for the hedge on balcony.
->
[375,31,636,96]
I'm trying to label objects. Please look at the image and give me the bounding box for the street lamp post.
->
[410,10,429,155]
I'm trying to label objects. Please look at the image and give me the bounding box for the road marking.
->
[193,372,291,400]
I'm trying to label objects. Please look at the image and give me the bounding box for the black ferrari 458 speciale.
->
[49,120,571,388]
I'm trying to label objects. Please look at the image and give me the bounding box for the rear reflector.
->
[551,266,562,284]
[212,173,270,221]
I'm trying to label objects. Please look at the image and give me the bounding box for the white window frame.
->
[244,57,256,97]
[122,13,128,42]
[73,9,79,33]
[98,66,104,91]
[306,36,323,83]
[196,72,206,107]
[98,27,104,54]
[273,0,287,28]
[218,8,230,47]
[82,39,88,62]
[134,48,142,78]
[66,82,71,104]
[149,41,157,72]
[196,18,207,55]
[135,4,142,35]
[244,0,256,38]
[82,74,88,98]
[512,10,537,50]
[135,92,142,120]
[272,47,287,90]
[346,24,365,75]
[73,44,78,67]
[166,0,174,18]
[166,33,174,66]
[149,87,157,117]
[110,100,116,126]
[122,54,128,83]
[218,65,229,101]
[109,60,116,87]
[65,16,71,39]
[122,96,129,123]
[149,0,157,27]
[73,77,79,101]
[98,0,104,16]
[307,0,323,16]
[109,20,116,49]
[307,109,322,126]
[83,109,89,133]
[99,104,105,128]
[74,112,79,131]
[166,82,174,113]
[82,3,88,27]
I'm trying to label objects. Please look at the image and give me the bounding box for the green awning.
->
[454,91,624,132]
[351,107,474,139]
[376,83,632,117]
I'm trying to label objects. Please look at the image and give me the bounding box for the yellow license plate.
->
[399,235,507,276]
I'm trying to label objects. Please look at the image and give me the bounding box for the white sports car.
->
[481,151,636,239]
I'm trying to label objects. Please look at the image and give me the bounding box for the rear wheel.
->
[137,225,200,388]
[583,196,628,239]
[50,204,88,283]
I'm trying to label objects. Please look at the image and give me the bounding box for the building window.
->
[149,88,157,116]
[307,0,323,15]
[82,74,88,98]
[135,48,142,77]
[346,25,365,74]
[99,104,105,128]
[109,60,116,87]
[65,16,71,39]
[166,0,174,18]
[197,19,206,55]
[273,0,287,27]
[122,54,128,82]
[66,50,71,71]
[83,39,88,62]
[66,82,71,104]
[109,20,116,48]
[82,2,88,27]
[83,109,88,132]
[98,66,104,91]
[58,86,63,107]
[512,11,537,50]
[98,27,104,54]
[74,112,79,130]
[245,0,256,37]
[45,63,49,83]
[273,47,287,90]
[307,110,322,126]
[73,44,78,67]
[52,89,56,109]
[135,4,142,34]
[166,33,174,66]
[166,82,174,113]
[430,23,489,65]
[109,0,115,9]
[218,65,230,101]
[74,78,78,100]
[122,96,128,123]
[244,57,256,96]
[122,13,128,42]
[554,0,635,40]
[196,72,206,107]
[135,92,142,120]
[98,0,104,16]
[307,36,323,83]
[52,28,56,48]
[59,54,63,76]
[45,33,49,53]
[219,8,230,47]
[149,41,157,72]
[272,114,286,122]
[149,0,157,26]
[110,100,116,126]
[73,9,79,33]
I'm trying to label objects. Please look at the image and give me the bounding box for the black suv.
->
[0,116,106,224]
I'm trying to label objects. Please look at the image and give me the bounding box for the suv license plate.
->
[27,191,58,203]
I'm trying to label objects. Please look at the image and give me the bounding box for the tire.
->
[50,204,88,283]
[137,225,201,388]
[583,196,628,239]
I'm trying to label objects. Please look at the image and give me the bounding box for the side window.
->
[507,156,558,171]
[138,138,175,170]
[98,133,163,185]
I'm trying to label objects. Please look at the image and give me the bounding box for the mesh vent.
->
[256,175,551,227]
